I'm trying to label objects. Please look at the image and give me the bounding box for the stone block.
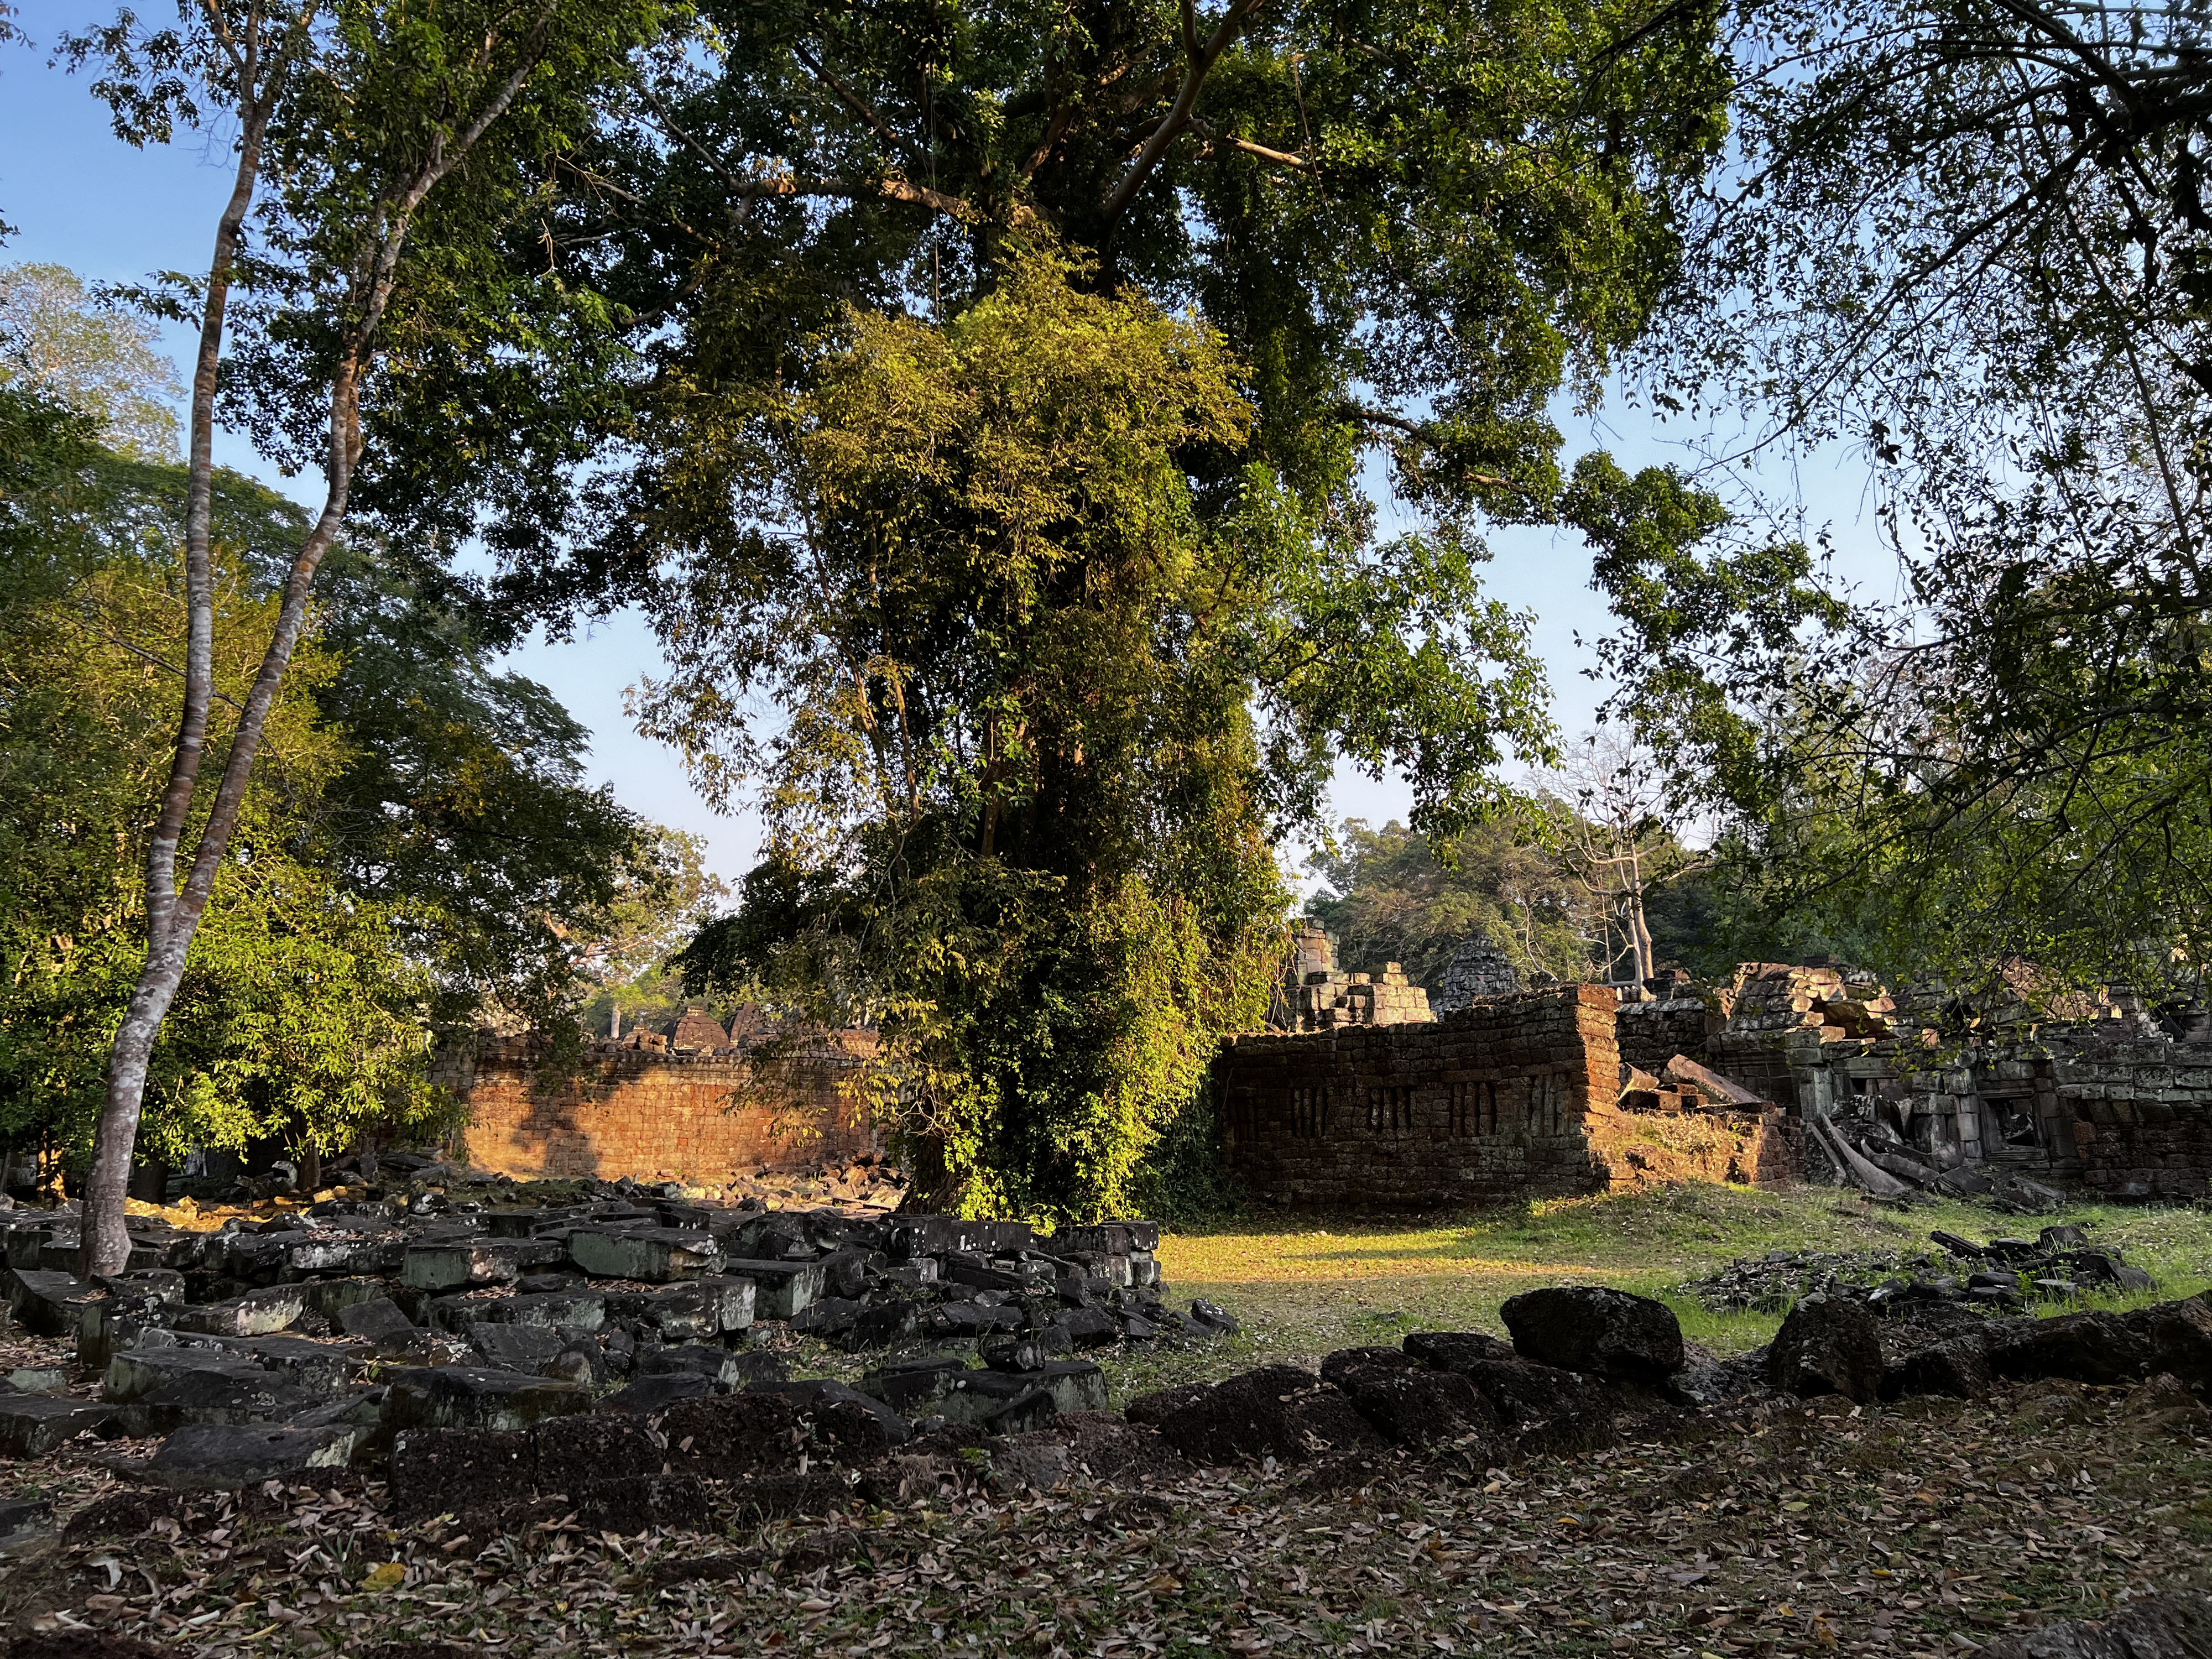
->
[401,1239,561,1291]
[140,1422,358,1490]
[716,1259,824,1319]
[171,1284,309,1338]
[0,1396,115,1458]
[568,1228,721,1283]
[379,1366,592,1433]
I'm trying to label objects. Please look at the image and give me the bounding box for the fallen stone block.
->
[1986,1311,2151,1386]
[4,1269,102,1339]
[600,1278,750,1342]
[467,1322,568,1374]
[335,1297,420,1349]
[104,1347,271,1406]
[0,1396,116,1458]
[379,1366,592,1434]
[714,1259,823,1320]
[401,1239,561,1291]
[568,1228,721,1284]
[1500,1286,1684,1385]
[139,1422,358,1490]
[445,1289,607,1333]
[170,1284,309,1338]
[599,1371,716,1413]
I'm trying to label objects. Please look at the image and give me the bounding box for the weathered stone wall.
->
[1217,985,1627,1208]
[439,1035,875,1182]
[1615,995,1719,1078]
[2045,1039,2212,1199]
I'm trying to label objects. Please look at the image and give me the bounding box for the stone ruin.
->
[1220,935,2212,1209]
[1281,920,1434,1030]
[0,1162,1234,1522]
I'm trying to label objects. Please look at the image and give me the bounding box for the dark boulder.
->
[1985,1311,2151,1386]
[2124,1295,2212,1387]
[1767,1295,1885,1404]
[1403,1331,1617,1435]
[1141,1365,1386,1465]
[1499,1286,1685,1384]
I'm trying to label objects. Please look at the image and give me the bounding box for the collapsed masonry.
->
[0,1166,1227,1501]
[1217,936,2212,1209]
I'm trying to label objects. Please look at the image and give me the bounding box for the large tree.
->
[361,0,1737,1217]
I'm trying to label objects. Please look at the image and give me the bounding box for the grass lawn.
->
[1105,1182,2212,1403]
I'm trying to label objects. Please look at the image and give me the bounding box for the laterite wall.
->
[440,1036,875,1182]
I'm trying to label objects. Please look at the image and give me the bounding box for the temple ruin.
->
[1214,931,2212,1209]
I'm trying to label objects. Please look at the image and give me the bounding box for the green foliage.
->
[0,387,441,1166]
[0,262,183,461]
[1307,814,1599,987]
[667,253,1311,1219]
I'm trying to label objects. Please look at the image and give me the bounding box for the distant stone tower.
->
[1430,932,1521,1012]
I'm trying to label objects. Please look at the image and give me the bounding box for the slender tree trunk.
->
[81,91,272,1275]
[81,15,557,1276]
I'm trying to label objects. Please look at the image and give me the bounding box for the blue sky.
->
[0,6,1894,895]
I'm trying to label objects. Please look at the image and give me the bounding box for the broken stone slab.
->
[200,1334,368,1397]
[1660,1054,1767,1106]
[103,1347,274,1406]
[0,1396,117,1458]
[1051,1221,1161,1255]
[599,1371,717,1413]
[1320,1348,1497,1447]
[400,1238,563,1291]
[434,1288,608,1334]
[1986,1311,2151,1386]
[170,1284,309,1338]
[379,1366,592,1434]
[466,1322,568,1374]
[637,1344,785,1391]
[599,1277,754,1342]
[138,1422,359,1490]
[714,1259,822,1320]
[567,1227,721,1284]
[278,1226,406,1276]
[302,1277,394,1319]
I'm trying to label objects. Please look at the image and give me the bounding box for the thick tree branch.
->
[1100,0,1274,222]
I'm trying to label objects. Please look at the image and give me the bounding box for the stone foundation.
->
[440,1035,875,1183]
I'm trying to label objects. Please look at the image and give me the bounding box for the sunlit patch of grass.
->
[1125,1182,2212,1392]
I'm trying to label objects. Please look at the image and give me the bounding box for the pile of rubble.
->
[0,1163,1236,1509]
[1683,1223,2157,1314]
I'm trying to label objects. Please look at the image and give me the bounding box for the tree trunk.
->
[81,95,272,1277]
